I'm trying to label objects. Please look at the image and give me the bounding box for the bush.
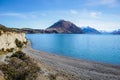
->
[0,51,40,80]
[15,39,24,48]
[1,48,4,51]
[11,51,28,60]
[23,41,27,45]
[6,48,14,52]
[48,74,56,80]
[0,31,1,36]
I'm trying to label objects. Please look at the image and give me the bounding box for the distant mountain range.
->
[111,29,120,34]
[1,20,120,34]
[81,26,101,34]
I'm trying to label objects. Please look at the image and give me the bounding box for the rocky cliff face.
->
[0,25,27,51]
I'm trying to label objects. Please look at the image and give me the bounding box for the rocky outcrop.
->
[0,25,27,51]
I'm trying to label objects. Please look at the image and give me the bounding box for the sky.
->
[0,0,120,31]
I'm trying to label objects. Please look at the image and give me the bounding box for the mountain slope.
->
[111,29,120,34]
[46,20,83,33]
[82,26,101,34]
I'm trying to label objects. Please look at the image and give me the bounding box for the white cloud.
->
[0,13,27,18]
[70,10,78,14]
[39,13,47,16]
[86,0,119,7]
[90,12,102,18]
[0,12,47,19]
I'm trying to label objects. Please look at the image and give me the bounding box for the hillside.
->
[82,26,101,34]
[111,29,120,34]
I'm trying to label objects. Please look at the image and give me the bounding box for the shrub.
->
[0,51,40,80]
[23,41,27,45]
[6,48,14,52]
[15,39,24,48]
[0,48,4,51]
[11,51,28,60]
[48,74,56,80]
[0,31,1,36]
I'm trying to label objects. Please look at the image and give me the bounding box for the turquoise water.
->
[26,34,120,65]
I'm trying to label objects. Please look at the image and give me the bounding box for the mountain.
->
[82,26,101,34]
[111,29,120,34]
[46,20,83,33]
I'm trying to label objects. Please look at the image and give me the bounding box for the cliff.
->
[0,24,27,52]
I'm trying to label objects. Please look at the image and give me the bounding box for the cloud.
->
[86,0,119,7]
[39,13,47,16]
[0,12,47,19]
[70,10,78,14]
[90,12,102,18]
[0,13,27,18]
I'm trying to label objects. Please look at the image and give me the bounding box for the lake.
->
[26,34,120,65]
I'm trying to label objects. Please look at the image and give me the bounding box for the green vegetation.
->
[6,48,14,52]
[11,51,28,60]
[15,39,27,48]
[0,51,40,80]
[48,74,56,80]
[15,39,24,48]
[23,41,27,45]
[0,31,1,36]
[0,48,14,55]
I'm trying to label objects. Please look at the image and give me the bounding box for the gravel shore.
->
[23,41,120,80]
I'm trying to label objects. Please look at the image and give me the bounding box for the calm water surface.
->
[26,34,120,65]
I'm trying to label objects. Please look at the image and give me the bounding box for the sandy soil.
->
[22,41,120,80]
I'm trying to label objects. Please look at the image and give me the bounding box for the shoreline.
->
[26,47,120,67]
[23,41,120,80]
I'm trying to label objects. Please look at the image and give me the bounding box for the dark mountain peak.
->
[58,19,66,22]
[57,19,72,24]
[48,20,75,29]
[46,20,83,33]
